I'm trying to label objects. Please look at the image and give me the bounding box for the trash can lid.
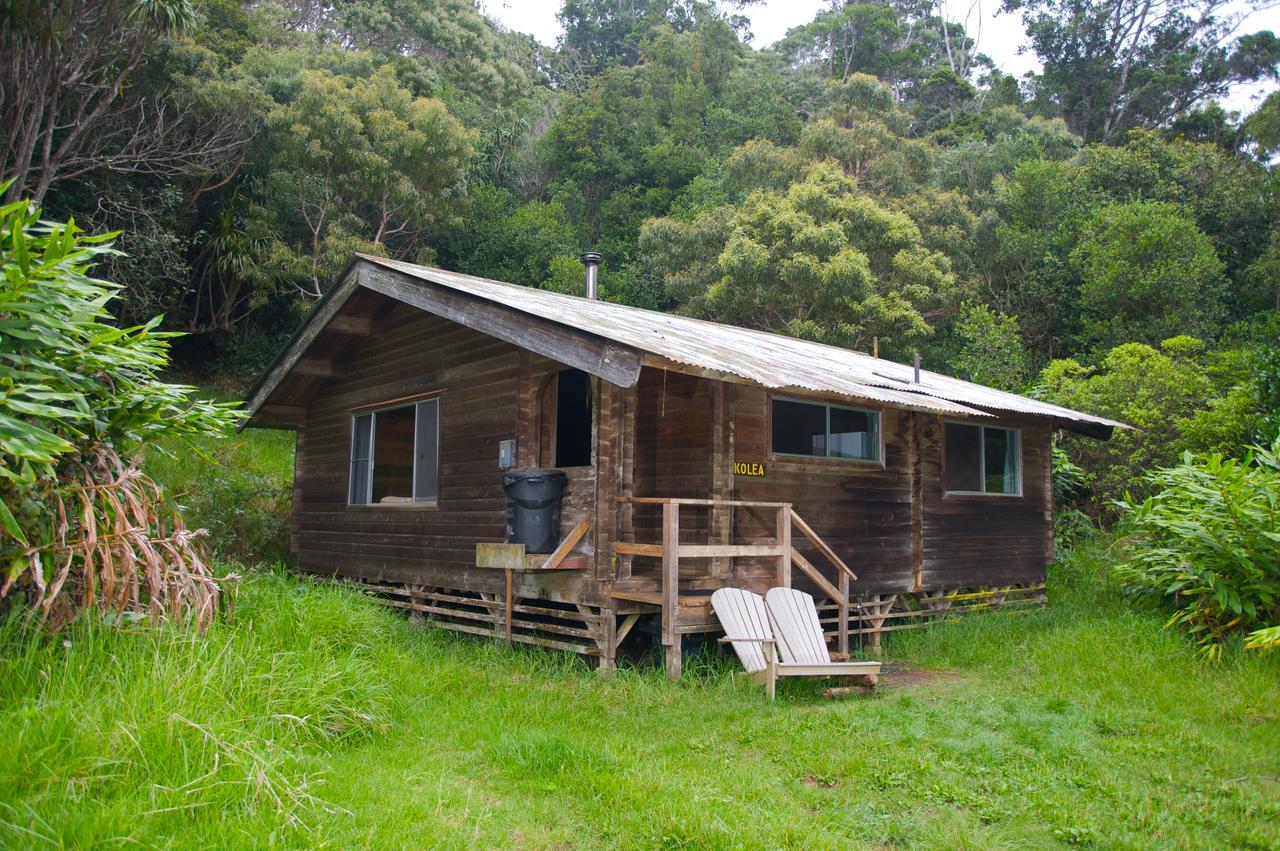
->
[503,468,568,483]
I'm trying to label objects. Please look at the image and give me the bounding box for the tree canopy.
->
[1,0,1276,511]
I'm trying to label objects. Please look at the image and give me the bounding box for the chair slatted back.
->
[711,588,774,674]
[765,587,830,665]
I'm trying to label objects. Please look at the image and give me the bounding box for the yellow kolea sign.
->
[733,461,766,477]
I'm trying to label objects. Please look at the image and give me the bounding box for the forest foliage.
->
[1,1,1276,519]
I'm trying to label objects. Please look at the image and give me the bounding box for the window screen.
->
[349,398,440,505]
[371,405,415,503]
[945,422,1020,494]
[772,399,879,461]
[349,413,373,503]
[414,398,440,501]
[829,407,878,460]
[943,423,982,492]
[984,427,1019,494]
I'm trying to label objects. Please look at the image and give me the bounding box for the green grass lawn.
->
[1,543,1277,849]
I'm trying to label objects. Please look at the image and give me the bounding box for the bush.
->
[0,194,238,628]
[159,437,294,564]
[1116,440,1280,659]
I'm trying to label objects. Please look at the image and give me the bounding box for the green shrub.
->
[0,193,238,627]
[1116,439,1280,659]
[147,428,296,564]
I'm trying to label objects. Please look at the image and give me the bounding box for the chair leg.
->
[765,654,776,701]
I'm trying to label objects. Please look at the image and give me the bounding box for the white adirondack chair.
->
[711,587,880,700]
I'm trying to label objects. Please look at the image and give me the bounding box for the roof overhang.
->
[240,258,645,429]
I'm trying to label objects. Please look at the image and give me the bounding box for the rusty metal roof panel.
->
[358,255,1126,431]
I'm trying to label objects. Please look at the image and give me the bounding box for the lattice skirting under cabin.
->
[352,579,612,660]
[816,583,1047,653]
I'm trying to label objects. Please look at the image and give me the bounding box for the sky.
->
[480,0,1280,115]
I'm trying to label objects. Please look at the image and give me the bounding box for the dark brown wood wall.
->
[289,295,1052,600]
[292,301,612,604]
[918,415,1054,589]
[731,385,1052,594]
[294,302,517,586]
[633,368,714,544]
[732,386,916,592]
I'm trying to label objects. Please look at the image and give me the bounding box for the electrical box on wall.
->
[498,439,516,469]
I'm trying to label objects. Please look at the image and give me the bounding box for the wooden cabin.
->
[244,253,1122,677]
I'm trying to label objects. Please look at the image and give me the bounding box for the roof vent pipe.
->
[913,351,921,384]
[581,252,602,300]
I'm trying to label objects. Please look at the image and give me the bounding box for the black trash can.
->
[503,469,568,553]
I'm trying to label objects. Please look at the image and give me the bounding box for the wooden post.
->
[870,594,883,657]
[776,504,792,588]
[504,568,513,641]
[662,501,681,680]
[709,382,733,579]
[599,609,617,674]
[665,638,683,681]
[838,569,850,657]
[909,413,924,593]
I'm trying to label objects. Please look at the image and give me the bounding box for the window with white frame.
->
[771,398,880,461]
[349,397,439,505]
[944,422,1020,495]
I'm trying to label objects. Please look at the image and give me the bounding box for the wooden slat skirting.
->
[814,583,1046,653]
[352,578,609,658]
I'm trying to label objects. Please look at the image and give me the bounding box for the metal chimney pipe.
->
[913,351,921,383]
[581,252,602,300]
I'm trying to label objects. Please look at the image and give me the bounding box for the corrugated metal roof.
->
[358,254,1126,433]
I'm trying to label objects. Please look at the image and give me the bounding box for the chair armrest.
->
[718,636,775,645]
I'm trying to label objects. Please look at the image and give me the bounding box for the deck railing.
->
[615,498,857,655]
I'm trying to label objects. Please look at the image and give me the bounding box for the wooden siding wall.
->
[918,415,1054,589]
[293,302,603,603]
[731,386,1053,594]
[291,299,1052,603]
[633,368,714,545]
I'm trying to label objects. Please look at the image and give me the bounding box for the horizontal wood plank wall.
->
[917,415,1052,589]
[633,367,714,548]
[732,385,914,594]
[294,302,606,605]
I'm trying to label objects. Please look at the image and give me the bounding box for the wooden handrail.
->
[617,497,792,508]
[539,517,591,570]
[790,509,858,582]
[791,547,846,606]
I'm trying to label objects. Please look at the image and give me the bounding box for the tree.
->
[643,162,955,356]
[1005,0,1280,142]
[1035,336,1263,508]
[1072,201,1226,349]
[260,61,474,297]
[950,302,1032,390]
[0,0,250,203]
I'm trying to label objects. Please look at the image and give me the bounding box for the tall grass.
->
[1,547,1277,848]
[145,419,296,564]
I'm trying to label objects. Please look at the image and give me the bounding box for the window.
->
[771,398,880,462]
[349,397,439,505]
[944,422,1020,495]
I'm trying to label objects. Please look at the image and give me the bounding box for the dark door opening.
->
[552,368,593,467]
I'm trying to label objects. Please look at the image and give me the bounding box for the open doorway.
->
[539,368,593,468]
